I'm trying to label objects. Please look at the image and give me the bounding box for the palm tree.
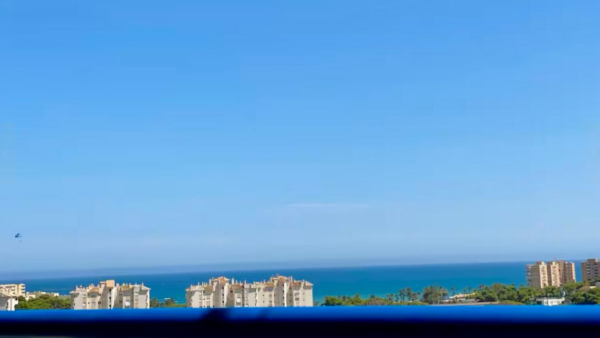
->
[398,289,406,302]
[406,287,413,302]
[422,286,441,304]
[450,286,456,303]
[439,286,449,301]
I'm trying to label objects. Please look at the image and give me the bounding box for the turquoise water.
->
[2,263,529,303]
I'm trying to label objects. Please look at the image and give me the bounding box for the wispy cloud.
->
[285,203,369,209]
[109,236,239,249]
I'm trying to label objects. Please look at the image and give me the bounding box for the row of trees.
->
[322,294,427,306]
[15,294,71,310]
[150,298,186,308]
[385,285,472,305]
[322,281,600,306]
[472,281,600,305]
[472,283,559,304]
[392,287,420,303]
[322,286,447,306]
[16,295,188,309]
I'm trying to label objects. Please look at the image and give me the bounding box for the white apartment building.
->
[186,275,313,308]
[70,280,150,310]
[0,284,26,297]
[0,294,18,311]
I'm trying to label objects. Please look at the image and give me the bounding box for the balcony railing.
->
[1,306,600,338]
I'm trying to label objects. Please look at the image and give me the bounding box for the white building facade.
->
[186,275,313,308]
[0,294,18,311]
[536,297,565,306]
[70,280,150,310]
[0,284,26,297]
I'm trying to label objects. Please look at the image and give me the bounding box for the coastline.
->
[0,262,533,303]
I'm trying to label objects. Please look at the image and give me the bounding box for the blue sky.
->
[1,0,600,273]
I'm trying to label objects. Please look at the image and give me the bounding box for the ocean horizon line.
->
[0,261,550,304]
[0,258,573,283]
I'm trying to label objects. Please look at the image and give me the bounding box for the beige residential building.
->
[0,284,26,297]
[526,260,577,288]
[527,262,550,288]
[557,261,576,284]
[0,294,18,311]
[70,280,150,310]
[546,261,561,287]
[581,258,600,283]
[186,275,313,308]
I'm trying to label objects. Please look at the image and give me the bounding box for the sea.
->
[0,262,546,304]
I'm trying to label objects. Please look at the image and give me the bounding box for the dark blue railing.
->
[1,306,600,338]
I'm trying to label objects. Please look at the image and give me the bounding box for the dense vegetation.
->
[150,298,186,308]
[17,295,189,309]
[15,295,71,310]
[322,294,427,306]
[322,286,443,306]
[471,283,558,304]
[472,282,600,305]
[566,285,600,305]
[322,281,600,306]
